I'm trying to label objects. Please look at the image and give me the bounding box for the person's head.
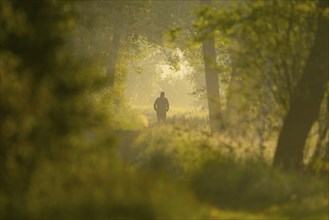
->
[160,92,165,97]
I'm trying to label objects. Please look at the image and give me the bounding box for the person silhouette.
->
[154,92,169,122]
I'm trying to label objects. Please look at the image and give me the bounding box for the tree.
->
[0,1,105,216]
[201,31,221,132]
[199,0,221,132]
[273,0,329,170]
[74,1,149,87]
[193,0,327,160]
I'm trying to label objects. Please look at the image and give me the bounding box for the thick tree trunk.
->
[107,31,121,86]
[273,0,328,170]
[201,0,221,133]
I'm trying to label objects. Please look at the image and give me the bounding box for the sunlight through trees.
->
[1,0,328,219]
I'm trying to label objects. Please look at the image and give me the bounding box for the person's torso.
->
[156,97,168,111]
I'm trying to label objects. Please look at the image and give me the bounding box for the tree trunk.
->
[107,31,121,86]
[201,0,221,133]
[273,0,328,170]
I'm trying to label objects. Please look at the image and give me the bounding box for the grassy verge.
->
[126,118,329,219]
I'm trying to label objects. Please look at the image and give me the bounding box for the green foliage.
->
[127,119,328,219]
[191,159,327,217]
[129,122,216,176]
[1,131,212,219]
[1,1,113,218]
[192,0,328,168]
[1,0,328,219]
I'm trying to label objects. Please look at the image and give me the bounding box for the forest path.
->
[115,129,143,162]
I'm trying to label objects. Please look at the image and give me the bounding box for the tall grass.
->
[125,115,329,219]
[2,107,327,219]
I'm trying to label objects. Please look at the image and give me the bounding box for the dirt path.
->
[114,130,142,161]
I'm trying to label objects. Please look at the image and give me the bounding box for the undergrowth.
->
[126,116,329,219]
